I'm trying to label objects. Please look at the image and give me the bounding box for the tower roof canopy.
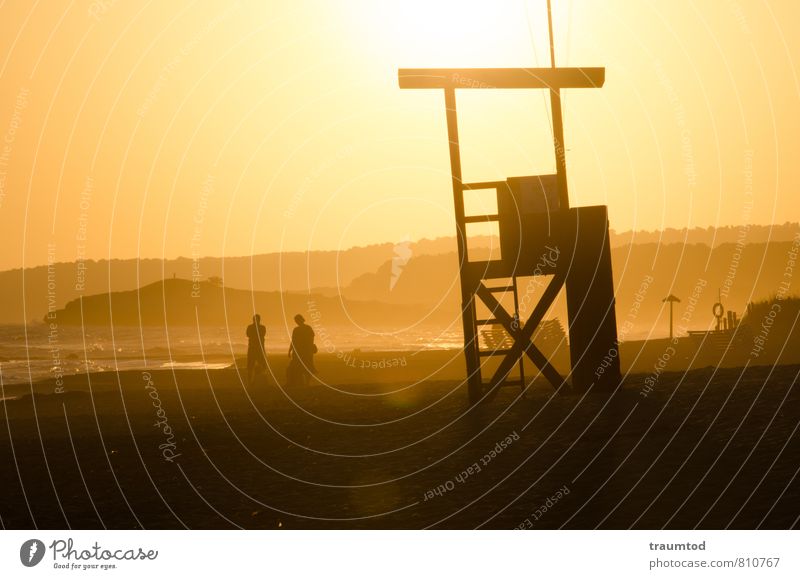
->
[398,67,605,90]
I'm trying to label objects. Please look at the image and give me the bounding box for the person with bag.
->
[287,314,317,386]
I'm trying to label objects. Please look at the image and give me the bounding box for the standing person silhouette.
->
[287,314,316,386]
[246,314,267,385]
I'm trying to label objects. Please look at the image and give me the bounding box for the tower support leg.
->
[565,206,621,391]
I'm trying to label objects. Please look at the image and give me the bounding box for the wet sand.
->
[0,356,798,529]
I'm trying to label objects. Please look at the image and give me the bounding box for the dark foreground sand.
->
[1,356,798,529]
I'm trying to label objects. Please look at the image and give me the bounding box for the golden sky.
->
[0,0,798,269]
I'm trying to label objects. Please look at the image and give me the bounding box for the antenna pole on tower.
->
[547,0,556,67]
[545,0,569,209]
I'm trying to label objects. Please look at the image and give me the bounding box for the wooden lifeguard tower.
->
[398,7,621,404]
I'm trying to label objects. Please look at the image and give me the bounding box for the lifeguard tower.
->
[398,9,621,404]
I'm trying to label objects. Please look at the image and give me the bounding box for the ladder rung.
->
[462,180,506,191]
[464,214,499,223]
[478,348,514,357]
[485,284,516,293]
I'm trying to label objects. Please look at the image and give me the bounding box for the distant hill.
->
[1,223,798,326]
[1,237,487,324]
[341,239,800,340]
[46,278,437,329]
[609,222,800,247]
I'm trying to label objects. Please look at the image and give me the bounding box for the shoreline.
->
[5,326,799,392]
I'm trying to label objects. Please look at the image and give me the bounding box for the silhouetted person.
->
[287,314,316,386]
[246,314,267,385]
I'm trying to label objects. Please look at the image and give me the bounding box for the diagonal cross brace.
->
[475,272,567,394]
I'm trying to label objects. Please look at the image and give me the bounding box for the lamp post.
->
[662,294,681,340]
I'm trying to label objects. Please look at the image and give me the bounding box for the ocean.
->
[0,324,463,386]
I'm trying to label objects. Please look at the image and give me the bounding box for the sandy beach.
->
[1,353,797,529]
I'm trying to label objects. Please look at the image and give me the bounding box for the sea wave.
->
[0,324,462,385]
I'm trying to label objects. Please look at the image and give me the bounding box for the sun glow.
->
[361,0,530,68]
